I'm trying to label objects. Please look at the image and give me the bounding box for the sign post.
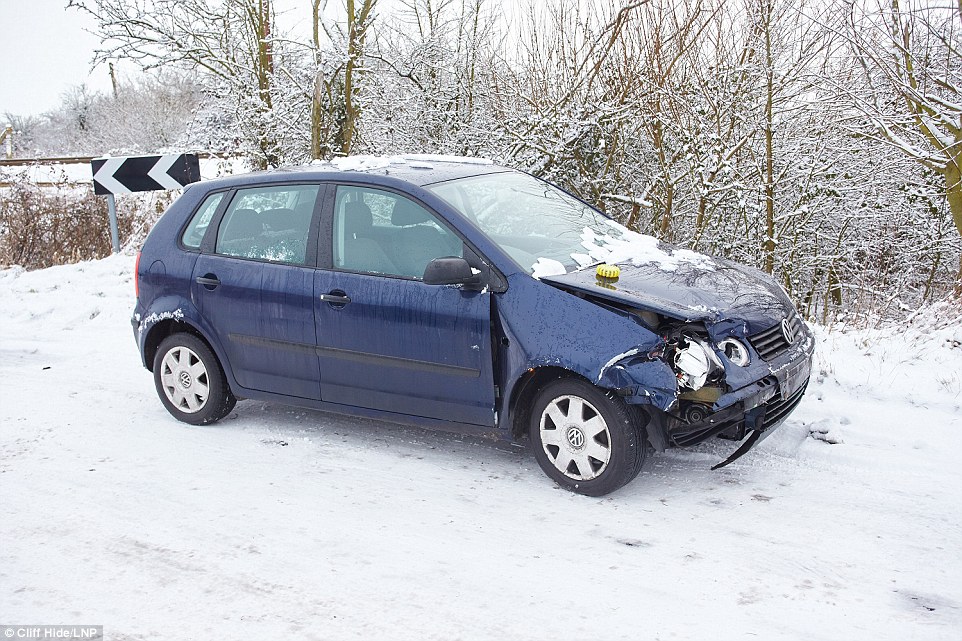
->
[91,153,201,253]
[106,194,120,254]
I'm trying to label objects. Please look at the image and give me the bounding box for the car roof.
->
[197,155,511,191]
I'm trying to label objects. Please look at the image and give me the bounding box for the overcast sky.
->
[0,0,318,119]
[0,0,116,117]
[0,0,518,120]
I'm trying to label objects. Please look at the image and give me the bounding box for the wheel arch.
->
[508,366,654,447]
[144,319,217,373]
[508,366,592,439]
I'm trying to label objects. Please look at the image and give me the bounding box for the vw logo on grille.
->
[565,426,586,450]
[781,317,797,344]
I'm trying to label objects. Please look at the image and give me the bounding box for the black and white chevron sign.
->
[91,153,201,195]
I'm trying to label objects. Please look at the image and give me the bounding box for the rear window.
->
[180,192,225,249]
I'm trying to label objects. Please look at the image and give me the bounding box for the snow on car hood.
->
[541,256,792,327]
[579,225,716,273]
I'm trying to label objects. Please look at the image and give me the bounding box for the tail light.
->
[134,251,142,299]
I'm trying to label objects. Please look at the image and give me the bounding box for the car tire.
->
[529,378,646,496]
[153,333,236,425]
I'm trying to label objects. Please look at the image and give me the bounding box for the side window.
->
[215,185,319,265]
[333,186,463,279]
[181,192,225,249]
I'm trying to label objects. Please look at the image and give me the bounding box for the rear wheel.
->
[529,378,645,496]
[153,333,236,425]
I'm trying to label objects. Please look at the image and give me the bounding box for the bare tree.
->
[364,0,501,156]
[15,0,951,319]
[68,0,282,167]
[307,0,379,158]
[621,0,715,240]
[845,0,962,288]
[740,0,836,274]
[500,1,649,209]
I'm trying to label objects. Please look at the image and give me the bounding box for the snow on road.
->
[1,255,960,640]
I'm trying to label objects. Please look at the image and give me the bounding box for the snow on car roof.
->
[197,155,506,191]
[319,154,495,172]
[310,154,501,185]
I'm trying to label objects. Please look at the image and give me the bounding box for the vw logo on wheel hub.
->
[781,317,797,344]
[565,426,586,450]
[178,371,192,389]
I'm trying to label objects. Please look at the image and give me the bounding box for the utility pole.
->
[1,125,13,159]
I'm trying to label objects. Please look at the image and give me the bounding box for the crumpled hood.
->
[541,257,793,329]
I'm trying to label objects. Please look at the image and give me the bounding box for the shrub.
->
[0,171,135,269]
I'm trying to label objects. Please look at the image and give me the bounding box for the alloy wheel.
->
[159,345,210,413]
[539,394,612,481]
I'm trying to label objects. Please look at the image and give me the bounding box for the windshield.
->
[427,171,627,276]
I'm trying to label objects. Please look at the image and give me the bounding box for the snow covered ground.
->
[1,254,960,640]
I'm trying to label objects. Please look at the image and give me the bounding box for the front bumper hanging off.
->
[709,381,808,469]
[663,352,811,469]
[710,350,811,468]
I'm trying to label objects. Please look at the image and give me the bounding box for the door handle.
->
[195,274,221,290]
[319,291,351,307]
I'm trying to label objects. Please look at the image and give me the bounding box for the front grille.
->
[671,416,742,447]
[761,381,808,430]
[750,314,802,362]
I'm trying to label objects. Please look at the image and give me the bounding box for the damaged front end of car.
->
[543,263,815,468]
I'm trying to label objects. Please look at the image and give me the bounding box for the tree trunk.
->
[339,0,377,155]
[659,180,674,240]
[942,146,962,294]
[762,0,775,275]
[956,252,962,298]
[627,201,641,232]
[252,0,276,168]
[653,116,673,239]
[310,0,324,160]
[342,0,360,156]
[311,71,324,160]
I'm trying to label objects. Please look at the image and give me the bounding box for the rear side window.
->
[215,185,319,265]
[180,192,225,249]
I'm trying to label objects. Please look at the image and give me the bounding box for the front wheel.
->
[153,333,236,425]
[529,378,645,496]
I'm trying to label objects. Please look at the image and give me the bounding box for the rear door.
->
[313,184,496,426]
[192,183,323,400]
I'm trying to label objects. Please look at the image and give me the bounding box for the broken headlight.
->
[717,337,750,367]
[671,335,723,391]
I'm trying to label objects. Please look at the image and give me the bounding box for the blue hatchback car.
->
[133,156,814,495]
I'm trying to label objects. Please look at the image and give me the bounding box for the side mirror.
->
[422,257,481,286]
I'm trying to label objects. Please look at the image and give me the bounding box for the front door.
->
[314,185,496,426]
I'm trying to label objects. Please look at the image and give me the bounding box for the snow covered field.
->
[1,254,960,640]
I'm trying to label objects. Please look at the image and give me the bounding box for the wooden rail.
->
[0,152,243,167]
[0,152,246,187]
